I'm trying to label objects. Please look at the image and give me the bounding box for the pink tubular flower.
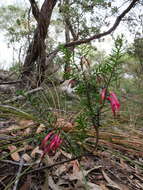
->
[101,88,106,103]
[40,132,62,158]
[107,92,120,116]
[100,89,120,116]
[40,132,53,150]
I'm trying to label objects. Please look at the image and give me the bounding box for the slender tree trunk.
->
[64,13,71,80]
[63,0,78,80]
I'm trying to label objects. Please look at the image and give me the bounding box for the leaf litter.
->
[0,117,143,190]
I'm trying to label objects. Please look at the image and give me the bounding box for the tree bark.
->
[21,0,57,87]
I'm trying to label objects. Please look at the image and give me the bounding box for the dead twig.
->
[26,152,94,175]
[13,156,24,190]
[0,160,40,167]
[0,80,22,85]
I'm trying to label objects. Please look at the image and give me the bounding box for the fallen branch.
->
[0,80,22,85]
[4,87,43,104]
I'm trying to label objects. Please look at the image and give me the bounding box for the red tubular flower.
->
[107,92,120,116]
[40,132,62,158]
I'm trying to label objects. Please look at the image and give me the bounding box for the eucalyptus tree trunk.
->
[21,0,57,87]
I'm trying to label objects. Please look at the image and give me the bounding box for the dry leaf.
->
[56,118,74,132]
[99,184,109,190]
[8,145,20,161]
[23,153,32,162]
[57,178,69,187]
[86,182,102,190]
[68,160,86,182]
[24,128,31,135]
[85,166,102,176]
[55,164,68,176]
[36,124,45,133]
[52,151,62,161]
[48,176,61,190]
[60,149,72,159]
[68,164,102,190]
[120,158,132,172]
[102,170,121,190]
[72,160,80,173]
[18,119,34,127]
[31,146,42,158]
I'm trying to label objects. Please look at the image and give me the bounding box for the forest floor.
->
[0,70,143,189]
[0,115,143,190]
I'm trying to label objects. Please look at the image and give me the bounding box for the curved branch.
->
[63,0,139,48]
